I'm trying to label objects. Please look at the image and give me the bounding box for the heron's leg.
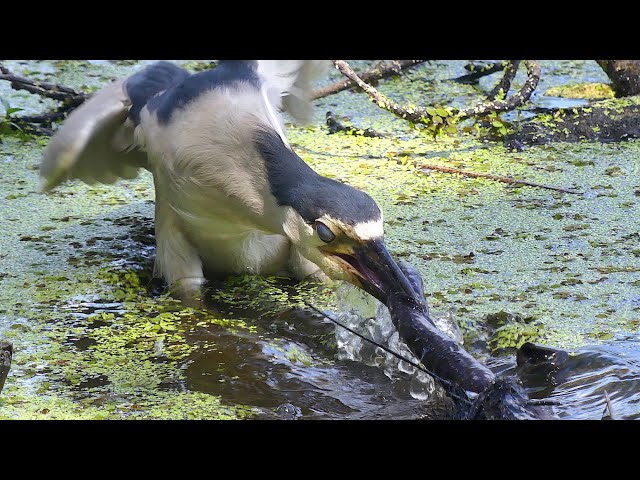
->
[287,247,329,282]
[154,200,205,305]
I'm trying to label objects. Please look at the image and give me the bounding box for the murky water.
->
[176,283,640,419]
[175,281,452,419]
[517,339,640,419]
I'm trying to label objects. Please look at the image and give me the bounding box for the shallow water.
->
[1,59,639,419]
[521,339,640,420]
[330,289,640,420]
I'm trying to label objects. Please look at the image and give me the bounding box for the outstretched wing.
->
[40,61,328,191]
[40,61,190,191]
[256,60,330,123]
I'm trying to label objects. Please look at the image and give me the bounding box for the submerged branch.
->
[312,60,425,100]
[325,111,387,138]
[457,61,540,119]
[452,61,509,84]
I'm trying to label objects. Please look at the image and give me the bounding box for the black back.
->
[125,60,261,125]
[148,61,260,124]
[254,128,381,225]
[125,61,190,125]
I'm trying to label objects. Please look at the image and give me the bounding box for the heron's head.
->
[255,127,419,304]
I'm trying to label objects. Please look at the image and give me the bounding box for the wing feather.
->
[256,60,330,123]
[39,78,147,191]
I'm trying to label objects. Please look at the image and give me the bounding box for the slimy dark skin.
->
[388,261,555,419]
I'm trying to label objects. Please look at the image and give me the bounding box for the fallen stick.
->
[0,64,87,104]
[419,162,580,194]
[292,144,579,194]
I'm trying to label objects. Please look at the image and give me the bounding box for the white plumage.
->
[41,60,332,300]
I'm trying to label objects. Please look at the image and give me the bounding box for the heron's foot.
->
[171,277,207,308]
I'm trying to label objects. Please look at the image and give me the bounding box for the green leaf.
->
[6,107,23,116]
[426,107,437,116]
[436,108,449,117]
[491,121,503,128]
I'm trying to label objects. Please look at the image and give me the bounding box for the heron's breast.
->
[186,220,292,277]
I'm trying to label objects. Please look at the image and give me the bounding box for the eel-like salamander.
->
[387,262,554,419]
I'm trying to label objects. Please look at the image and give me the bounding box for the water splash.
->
[333,283,463,400]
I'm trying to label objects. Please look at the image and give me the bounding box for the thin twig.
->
[487,60,521,100]
[602,390,617,420]
[419,162,580,194]
[312,60,425,100]
[302,301,473,406]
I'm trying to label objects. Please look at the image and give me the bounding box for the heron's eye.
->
[315,221,335,243]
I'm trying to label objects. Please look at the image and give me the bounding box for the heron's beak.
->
[334,239,422,305]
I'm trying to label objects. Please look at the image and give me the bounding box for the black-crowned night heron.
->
[40,60,418,305]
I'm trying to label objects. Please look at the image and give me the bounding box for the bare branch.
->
[0,63,90,135]
[457,61,540,119]
[333,60,435,123]
[487,60,521,100]
[333,60,541,127]
[312,60,425,100]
